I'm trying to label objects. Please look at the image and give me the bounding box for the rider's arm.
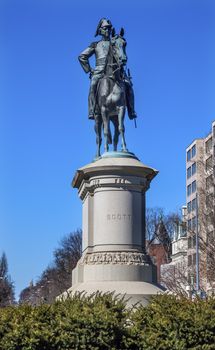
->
[78,42,97,74]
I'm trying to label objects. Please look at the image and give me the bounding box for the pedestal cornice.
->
[72,153,158,190]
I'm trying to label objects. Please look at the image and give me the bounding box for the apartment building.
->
[186,121,215,292]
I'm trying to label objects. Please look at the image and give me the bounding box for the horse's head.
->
[111,27,127,67]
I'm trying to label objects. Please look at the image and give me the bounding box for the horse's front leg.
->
[94,115,102,158]
[118,106,128,152]
[101,106,110,152]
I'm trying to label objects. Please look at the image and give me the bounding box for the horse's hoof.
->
[122,148,128,153]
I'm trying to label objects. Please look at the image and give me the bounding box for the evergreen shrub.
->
[0,293,214,350]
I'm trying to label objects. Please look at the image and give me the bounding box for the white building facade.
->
[161,207,188,294]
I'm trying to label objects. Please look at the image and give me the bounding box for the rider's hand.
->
[89,69,94,79]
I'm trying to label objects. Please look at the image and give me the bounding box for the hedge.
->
[0,293,214,350]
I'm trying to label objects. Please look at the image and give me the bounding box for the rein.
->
[104,43,123,79]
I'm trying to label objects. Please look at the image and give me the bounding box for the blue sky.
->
[0,0,215,299]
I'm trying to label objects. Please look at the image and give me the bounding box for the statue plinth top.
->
[72,153,158,189]
[94,150,139,161]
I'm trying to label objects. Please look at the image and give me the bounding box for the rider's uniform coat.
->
[79,40,111,119]
[79,39,135,120]
[79,40,110,74]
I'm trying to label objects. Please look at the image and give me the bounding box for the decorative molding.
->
[82,252,150,265]
[78,176,149,200]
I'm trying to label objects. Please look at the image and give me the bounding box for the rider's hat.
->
[95,18,112,37]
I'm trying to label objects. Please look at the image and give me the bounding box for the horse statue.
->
[94,28,128,158]
[78,19,137,158]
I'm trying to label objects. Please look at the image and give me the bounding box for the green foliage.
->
[19,230,82,305]
[127,294,215,350]
[0,293,129,350]
[0,293,215,350]
[0,253,15,307]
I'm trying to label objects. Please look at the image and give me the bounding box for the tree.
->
[161,264,190,297]
[146,207,180,261]
[145,208,180,285]
[146,207,180,242]
[19,229,82,305]
[0,252,15,307]
[53,228,82,290]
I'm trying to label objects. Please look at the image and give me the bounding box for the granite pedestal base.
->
[64,152,164,306]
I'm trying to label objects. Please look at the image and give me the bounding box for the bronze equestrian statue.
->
[78,18,137,157]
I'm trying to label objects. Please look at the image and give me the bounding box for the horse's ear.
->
[120,27,125,37]
[112,27,116,37]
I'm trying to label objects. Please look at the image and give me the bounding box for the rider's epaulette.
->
[89,42,98,49]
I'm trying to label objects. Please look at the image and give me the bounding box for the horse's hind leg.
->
[94,115,102,158]
[111,117,120,151]
[118,106,128,152]
[101,106,110,152]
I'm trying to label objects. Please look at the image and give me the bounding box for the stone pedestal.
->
[66,152,164,306]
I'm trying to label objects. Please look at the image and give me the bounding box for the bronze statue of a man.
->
[78,18,137,121]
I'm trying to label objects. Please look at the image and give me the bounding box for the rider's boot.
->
[88,97,95,119]
[88,75,100,119]
[125,82,137,120]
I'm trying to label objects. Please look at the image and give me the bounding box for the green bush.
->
[0,293,215,350]
[127,294,215,350]
[0,293,129,350]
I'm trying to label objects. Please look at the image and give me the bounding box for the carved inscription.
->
[83,252,149,266]
[107,214,132,220]
[115,178,126,184]
[92,179,100,187]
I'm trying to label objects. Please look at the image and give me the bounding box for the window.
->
[206,156,212,172]
[188,219,191,230]
[187,201,192,213]
[181,223,187,236]
[206,212,214,226]
[206,137,212,154]
[192,235,196,248]
[208,231,215,244]
[187,184,192,196]
[192,216,197,230]
[192,198,196,211]
[192,162,196,175]
[187,167,192,179]
[188,235,196,248]
[206,175,213,190]
[188,237,192,249]
[151,256,157,264]
[187,149,191,161]
[192,145,196,158]
[188,273,196,284]
[206,193,213,207]
[193,253,196,265]
[192,180,196,193]
[188,254,196,267]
